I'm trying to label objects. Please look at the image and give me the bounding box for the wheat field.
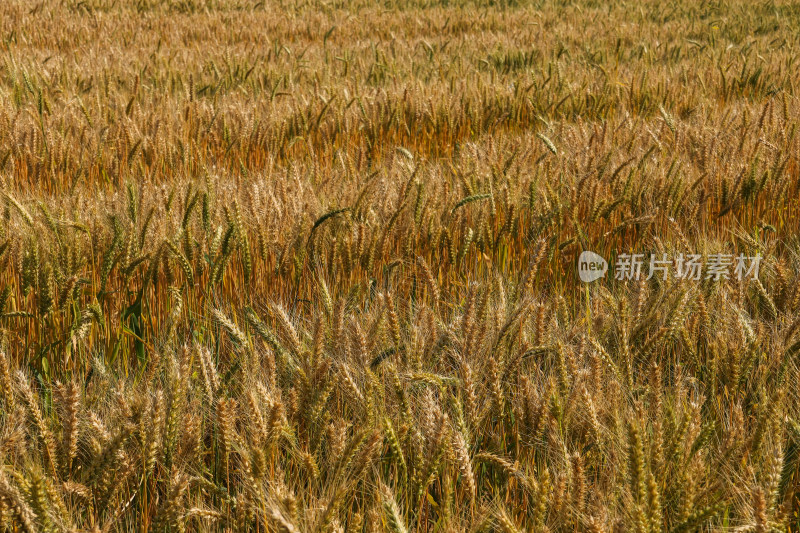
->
[1,0,800,531]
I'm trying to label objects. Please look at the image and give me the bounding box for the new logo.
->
[578,251,608,283]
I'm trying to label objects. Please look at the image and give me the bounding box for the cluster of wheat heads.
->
[3,0,800,531]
